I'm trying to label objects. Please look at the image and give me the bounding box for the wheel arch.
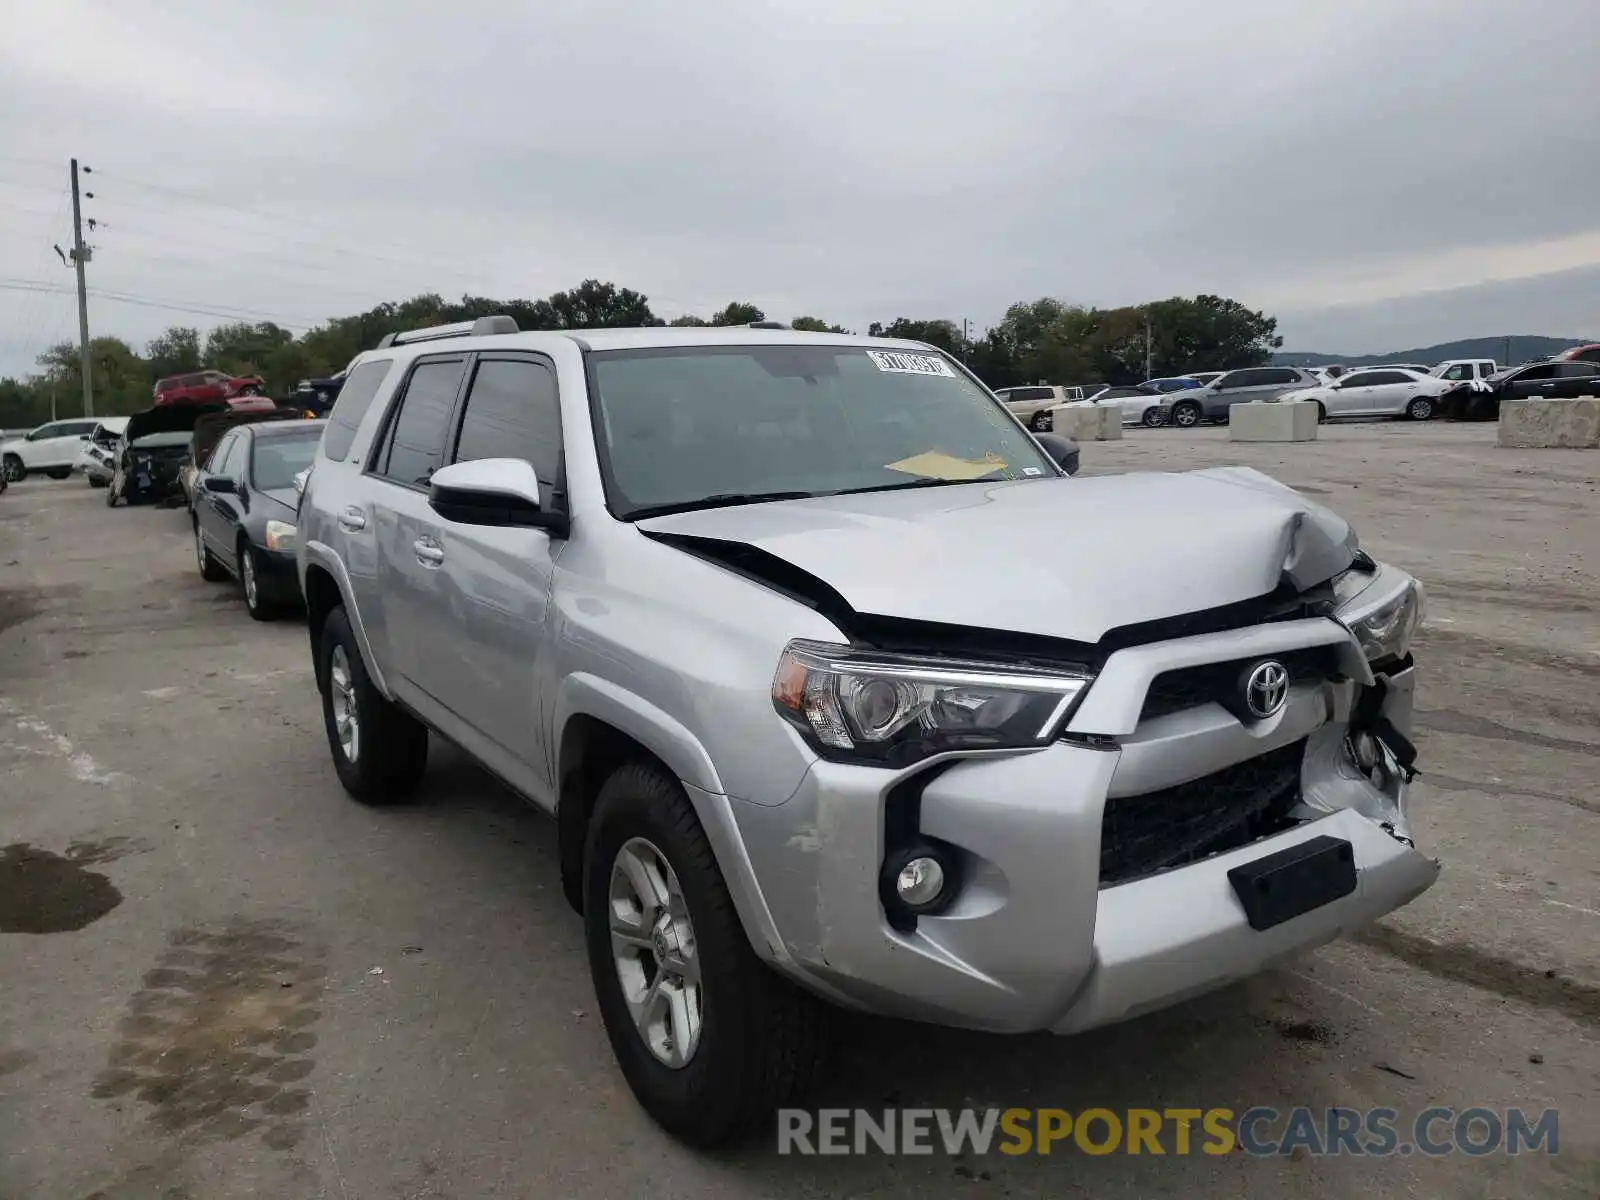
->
[553,680,791,970]
[300,543,391,698]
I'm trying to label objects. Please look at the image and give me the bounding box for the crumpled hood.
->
[125,403,229,444]
[637,468,1357,644]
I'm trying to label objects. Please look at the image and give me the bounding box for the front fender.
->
[554,672,724,795]
[300,540,392,698]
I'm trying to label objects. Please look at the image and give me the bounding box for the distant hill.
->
[1273,335,1590,368]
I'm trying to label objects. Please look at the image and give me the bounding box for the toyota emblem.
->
[1244,660,1290,719]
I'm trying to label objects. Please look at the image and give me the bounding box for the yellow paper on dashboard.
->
[884,450,1007,481]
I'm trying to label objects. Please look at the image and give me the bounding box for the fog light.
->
[895,856,946,907]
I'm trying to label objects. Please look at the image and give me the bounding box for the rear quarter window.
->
[321,359,395,462]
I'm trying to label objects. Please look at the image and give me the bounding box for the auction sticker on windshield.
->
[866,350,955,377]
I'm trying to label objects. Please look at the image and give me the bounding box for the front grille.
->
[1099,739,1305,887]
[1140,645,1340,722]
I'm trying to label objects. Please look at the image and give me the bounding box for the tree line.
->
[0,280,1282,428]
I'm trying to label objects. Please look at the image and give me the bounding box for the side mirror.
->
[428,458,567,535]
[1033,432,1081,476]
[205,476,237,495]
[79,433,91,440]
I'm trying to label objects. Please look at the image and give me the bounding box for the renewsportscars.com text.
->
[777,1106,1560,1158]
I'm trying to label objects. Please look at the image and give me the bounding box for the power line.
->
[0,279,318,329]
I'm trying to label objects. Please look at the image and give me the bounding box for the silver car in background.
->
[1159,366,1324,427]
[297,319,1437,1147]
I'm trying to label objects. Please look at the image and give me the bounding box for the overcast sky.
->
[3,0,1598,379]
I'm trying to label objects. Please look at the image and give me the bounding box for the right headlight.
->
[1337,568,1425,664]
[772,639,1092,767]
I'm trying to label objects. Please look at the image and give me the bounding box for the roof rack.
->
[376,314,520,349]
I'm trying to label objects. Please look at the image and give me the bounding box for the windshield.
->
[251,434,321,491]
[588,345,1057,519]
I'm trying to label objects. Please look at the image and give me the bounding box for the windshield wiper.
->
[830,473,1006,498]
[626,491,816,520]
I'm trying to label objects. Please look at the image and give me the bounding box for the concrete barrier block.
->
[1498,398,1600,448]
[1229,401,1319,443]
[1048,405,1122,440]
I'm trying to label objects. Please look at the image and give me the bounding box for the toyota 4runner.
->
[296,317,1438,1147]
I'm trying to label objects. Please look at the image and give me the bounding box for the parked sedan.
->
[192,420,326,619]
[1267,368,1454,422]
[1158,366,1323,427]
[1441,359,1600,420]
[1055,384,1167,427]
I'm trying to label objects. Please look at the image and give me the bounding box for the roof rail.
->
[748,320,790,330]
[376,314,520,349]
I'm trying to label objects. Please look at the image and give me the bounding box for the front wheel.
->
[46,468,70,480]
[3,455,24,484]
[239,541,284,621]
[1405,396,1435,421]
[584,762,827,1147]
[1029,411,1052,433]
[195,523,228,581]
[1170,400,1201,428]
[1314,401,1327,424]
[318,605,428,803]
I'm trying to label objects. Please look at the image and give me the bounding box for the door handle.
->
[337,507,366,532]
[413,538,444,567]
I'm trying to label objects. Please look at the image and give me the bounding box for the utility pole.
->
[69,158,94,418]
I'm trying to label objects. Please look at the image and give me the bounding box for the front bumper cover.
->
[729,650,1437,1034]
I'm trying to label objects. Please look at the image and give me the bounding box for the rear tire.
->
[1030,411,1052,433]
[584,762,828,1148]
[1405,396,1435,421]
[1141,407,1163,428]
[318,605,428,804]
[1314,401,1327,424]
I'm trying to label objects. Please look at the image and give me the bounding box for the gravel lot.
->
[1,421,1595,1199]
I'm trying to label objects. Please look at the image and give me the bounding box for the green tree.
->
[867,318,962,354]
[791,316,848,333]
[146,327,202,378]
[709,301,765,326]
[668,315,709,327]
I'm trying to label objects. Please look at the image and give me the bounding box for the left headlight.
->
[772,639,1092,767]
[264,519,297,551]
[1338,571,1424,664]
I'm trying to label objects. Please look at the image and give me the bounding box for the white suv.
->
[1,418,100,482]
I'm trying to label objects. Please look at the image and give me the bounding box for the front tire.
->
[3,455,25,484]
[1029,411,1052,433]
[318,606,428,803]
[1405,396,1435,420]
[47,468,70,480]
[1170,400,1201,428]
[195,523,227,581]
[239,540,283,621]
[584,763,827,1148]
[1314,401,1327,424]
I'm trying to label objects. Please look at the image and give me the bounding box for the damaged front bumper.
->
[726,617,1438,1034]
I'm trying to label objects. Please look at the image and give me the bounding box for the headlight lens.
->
[772,639,1091,766]
[264,519,297,551]
[1341,576,1424,664]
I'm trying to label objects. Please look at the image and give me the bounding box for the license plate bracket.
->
[1228,835,1356,931]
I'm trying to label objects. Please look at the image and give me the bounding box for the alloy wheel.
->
[242,550,259,609]
[608,836,703,1070]
[328,646,359,762]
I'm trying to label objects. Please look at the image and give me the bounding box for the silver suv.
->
[297,318,1438,1147]
[1159,366,1323,427]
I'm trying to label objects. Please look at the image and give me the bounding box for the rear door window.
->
[373,357,467,487]
[322,359,395,462]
